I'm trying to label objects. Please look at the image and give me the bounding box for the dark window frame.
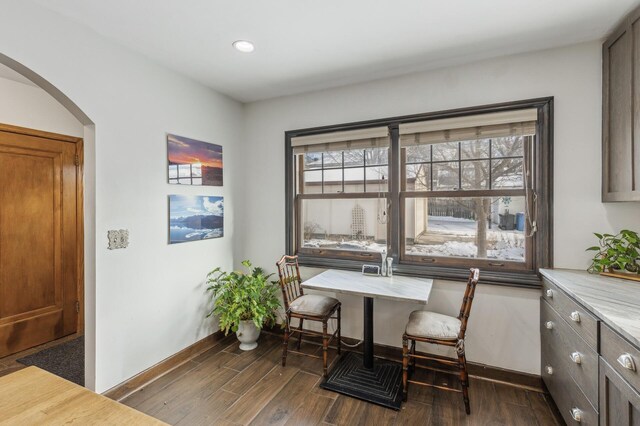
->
[284,97,553,288]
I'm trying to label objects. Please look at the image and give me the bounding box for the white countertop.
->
[301,269,433,304]
[540,268,640,349]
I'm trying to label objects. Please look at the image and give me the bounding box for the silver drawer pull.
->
[545,289,553,298]
[617,353,637,372]
[545,321,555,330]
[570,352,583,364]
[570,311,581,323]
[545,365,554,375]
[570,408,583,422]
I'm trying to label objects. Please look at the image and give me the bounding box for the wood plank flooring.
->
[121,333,563,426]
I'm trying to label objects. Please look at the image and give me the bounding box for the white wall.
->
[0,75,83,137]
[241,41,640,374]
[0,1,243,392]
[3,0,639,384]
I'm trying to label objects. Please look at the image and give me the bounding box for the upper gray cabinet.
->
[603,7,640,202]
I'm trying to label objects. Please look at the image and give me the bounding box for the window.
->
[285,99,553,287]
[293,128,391,261]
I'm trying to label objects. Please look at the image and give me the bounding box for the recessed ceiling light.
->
[232,40,255,53]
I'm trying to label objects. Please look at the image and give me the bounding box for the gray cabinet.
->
[599,323,640,425]
[603,5,640,202]
[541,281,599,424]
[599,358,640,425]
[541,278,640,425]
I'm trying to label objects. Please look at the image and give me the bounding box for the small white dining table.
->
[302,268,433,409]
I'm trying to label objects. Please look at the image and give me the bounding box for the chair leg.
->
[402,336,409,402]
[458,351,470,415]
[297,318,304,350]
[410,340,416,374]
[322,321,329,377]
[337,305,342,355]
[282,315,290,367]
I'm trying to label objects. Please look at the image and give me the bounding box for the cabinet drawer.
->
[601,323,640,393]
[542,342,598,425]
[542,278,598,349]
[541,299,599,408]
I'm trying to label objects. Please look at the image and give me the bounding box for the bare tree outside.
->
[405,136,525,259]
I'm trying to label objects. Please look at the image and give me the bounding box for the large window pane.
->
[406,145,431,163]
[343,149,365,167]
[432,142,459,162]
[491,158,524,188]
[323,151,343,168]
[365,147,389,165]
[492,136,524,158]
[323,169,343,193]
[461,160,489,190]
[304,153,322,170]
[301,198,388,252]
[404,196,526,261]
[303,170,322,194]
[344,167,365,192]
[432,162,459,190]
[365,166,389,193]
[460,139,490,159]
[406,163,431,191]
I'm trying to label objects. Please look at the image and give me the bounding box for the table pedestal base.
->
[320,351,403,410]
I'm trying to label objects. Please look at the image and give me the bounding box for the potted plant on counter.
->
[206,260,281,350]
[587,229,640,282]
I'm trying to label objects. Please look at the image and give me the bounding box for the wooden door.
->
[0,124,81,357]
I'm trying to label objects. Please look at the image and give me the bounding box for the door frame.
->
[0,122,85,334]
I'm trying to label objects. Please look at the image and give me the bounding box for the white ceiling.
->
[35,0,640,103]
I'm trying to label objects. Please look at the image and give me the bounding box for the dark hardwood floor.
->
[121,333,562,426]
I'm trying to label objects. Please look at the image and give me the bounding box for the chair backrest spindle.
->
[276,255,304,310]
[457,268,480,340]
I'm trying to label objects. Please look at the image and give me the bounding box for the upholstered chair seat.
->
[405,311,461,340]
[289,294,340,317]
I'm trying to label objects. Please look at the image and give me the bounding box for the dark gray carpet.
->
[17,336,84,386]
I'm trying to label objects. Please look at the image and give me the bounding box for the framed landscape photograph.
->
[169,195,224,244]
[167,133,223,186]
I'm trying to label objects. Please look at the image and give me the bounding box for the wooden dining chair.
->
[402,268,480,414]
[276,255,341,377]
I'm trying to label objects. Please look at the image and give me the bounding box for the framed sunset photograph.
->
[167,133,223,186]
[169,195,224,244]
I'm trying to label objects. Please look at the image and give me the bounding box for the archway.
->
[0,52,97,390]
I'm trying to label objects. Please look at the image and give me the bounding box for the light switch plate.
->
[108,229,129,250]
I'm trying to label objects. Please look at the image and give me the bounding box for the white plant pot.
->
[236,320,261,351]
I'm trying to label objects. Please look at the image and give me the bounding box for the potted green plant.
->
[206,260,281,350]
[586,229,640,280]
